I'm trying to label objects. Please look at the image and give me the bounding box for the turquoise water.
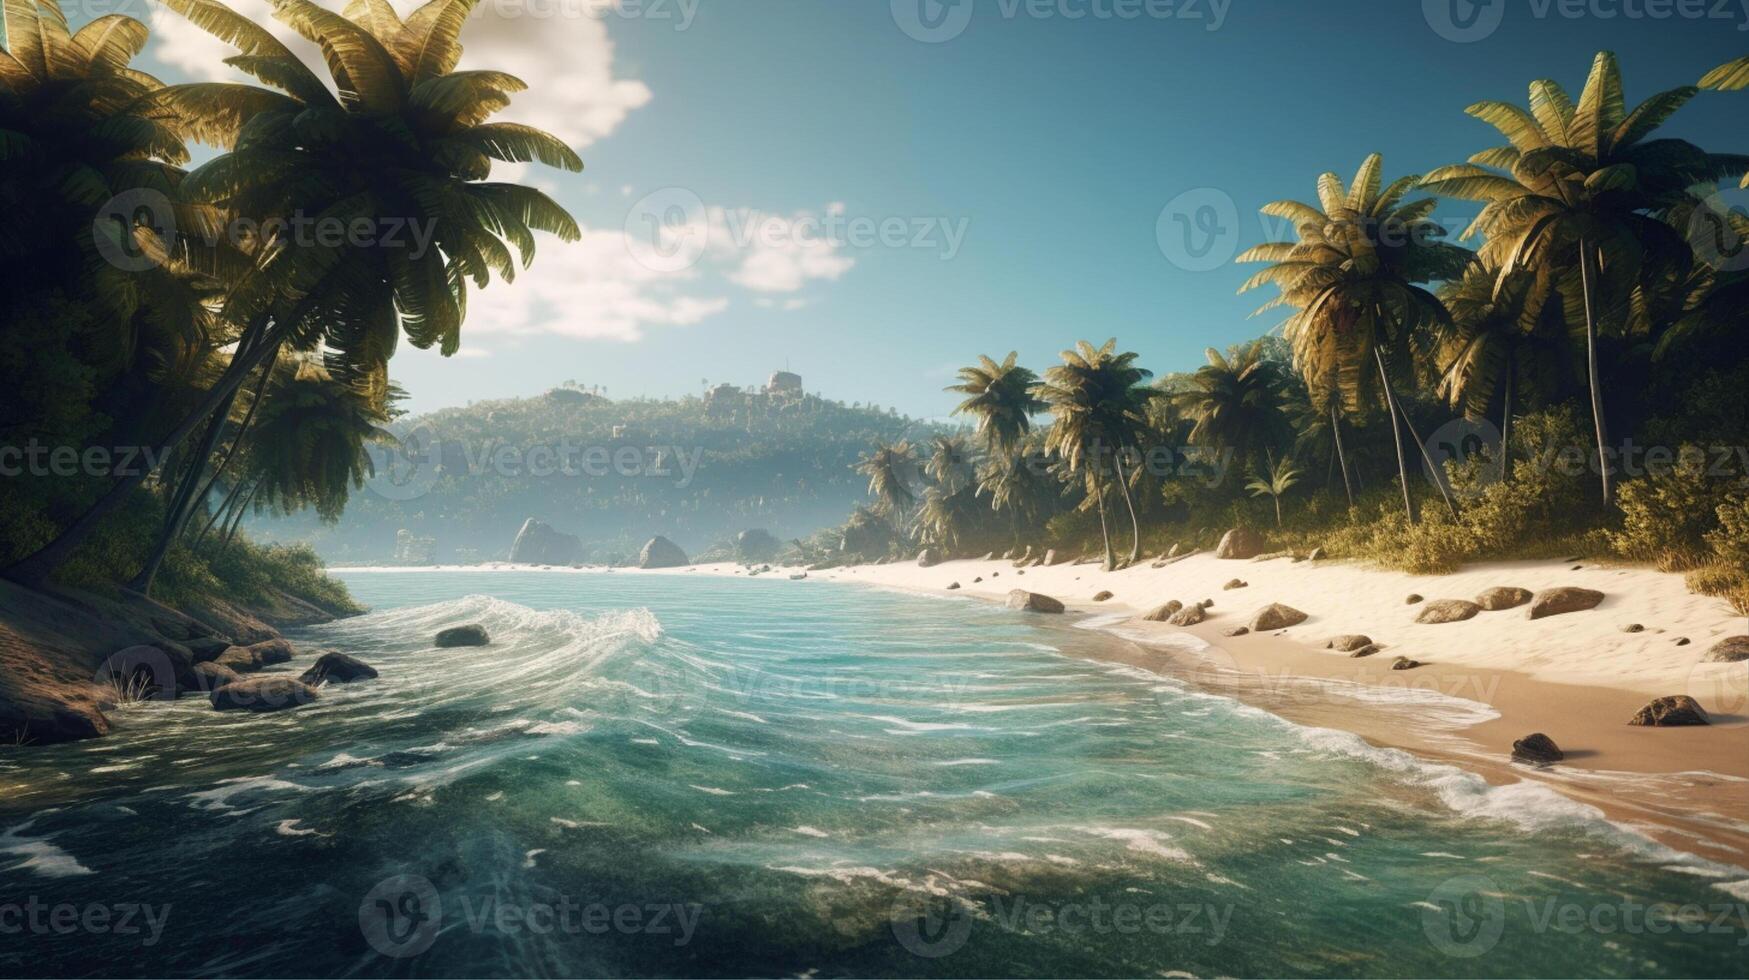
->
[2,570,1746,977]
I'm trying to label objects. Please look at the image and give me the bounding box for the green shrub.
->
[1685,563,1749,615]
[1609,446,1725,570]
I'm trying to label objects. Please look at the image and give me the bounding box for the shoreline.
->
[333,553,1749,868]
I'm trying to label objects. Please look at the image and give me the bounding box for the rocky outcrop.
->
[300,651,379,686]
[1628,695,1709,727]
[1249,603,1307,632]
[191,661,242,693]
[1326,635,1373,653]
[1527,587,1605,620]
[1168,603,1208,627]
[1511,733,1563,764]
[210,676,320,713]
[1705,637,1749,663]
[638,536,690,569]
[1475,586,1532,611]
[1005,590,1064,613]
[1415,600,1481,625]
[917,549,942,568]
[735,529,781,562]
[510,519,583,565]
[435,624,490,648]
[214,638,295,673]
[1141,600,1184,622]
[1215,528,1265,560]
[1091,591,1114,602]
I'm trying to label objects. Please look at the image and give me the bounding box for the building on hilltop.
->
[766,371,803,397]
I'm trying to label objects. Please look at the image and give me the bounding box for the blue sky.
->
[76,0,1749,416]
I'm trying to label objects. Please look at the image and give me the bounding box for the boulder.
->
[214,638,295,673]
[638,536,690,569]
[918,548,942,568]
[1620,623,1644,634]
[1475,587,1532,611]
[184,635,233,663]
[1092,590,1114,602]
[1249,603,1308,632]
[946,582,961,591]
[1326,635,1373,653]
[509,519,583,565]
[1168,604,1207,627]
[210,676,320,713]
[1215,528,1266,560]
[1405,594,1425,605]
[1511,733,1563,765]
[1704,636,1749,663]
[190,661,241,693]
[1416,600,1481,625]
[734,529,782,563]
[1349,645,1381,658]
[1527,587,1604,620]
[1628,695,1710,727]
[299,651,379,686]
[1391,657,1424,671]
[1223,626,1250,637]
[435,624,490,648]
[1223,579,1248,590]
[1005,590,1064,614]
[1141,601,1183,622]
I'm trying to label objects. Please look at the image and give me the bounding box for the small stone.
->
[1405,594,1424,605]
[435,624,490,648]
[1511,733,1564,765]
[1249,604,1308,632]
[972,577,983,584]
[947,582,961,590]
[1628,695,1710,727]
[1620,623,1644,634]
[299,651,378,686]
[1415,600,1481,625]
[1223,627,1250,637]
[1223,579,1247,590]
[1168,604,1207,627]
[1326,635,1373,653]
[1675,637,1690,646]
[1391,657,1424,671]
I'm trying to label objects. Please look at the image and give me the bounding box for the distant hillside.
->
[250,383,926,565]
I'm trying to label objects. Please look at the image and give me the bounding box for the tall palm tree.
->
[1419,51,1747,505]
[854,441,919,529]
[976,440,1055,545]
[6,0,584,586]
[1239,153,1472,523]
[946,352,1045,461]
[1174,340,1291,481]
[1035,339,1155,569]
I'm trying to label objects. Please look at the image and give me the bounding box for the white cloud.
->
[707,207,856,293]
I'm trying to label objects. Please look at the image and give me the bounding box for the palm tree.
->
[6,0,584,585]
[976,441,1055,545]
[854,441,920,529]
[1239,153,1472,523]
[243,356,397,523]
[947,352,1045,461]
[924,434,976,495]
[1419,51,1747,506]
[1247,456,1302,528]
[1174,341,1292,481]
[1035,340,1155,569]
[1433,261,1575,481]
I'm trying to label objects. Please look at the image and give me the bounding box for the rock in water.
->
[1092,590,1114,602]
[214,638,295,673]
[1249,603,1308,632]
[1511,733,1563,765]
[917,549,942,568]
[300,651,378,686]
[1628,696,1710,727]
[734,529,781,563]
[1215,528,1266,560]
[509,518,583,565]
[1705,636,1749,663]
[1141,601,1184,622]
[435,624,490,648]
[191,661,241,693]
[1415,600,1481,625]
[1326,634,1373,653]
[210,677,320,712]
[1527,587,1604,620]
[638,536,690,569]
[1475,586,1533,611]
[1006,590,1064,614]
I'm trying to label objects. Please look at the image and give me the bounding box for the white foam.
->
[0,823,92,878]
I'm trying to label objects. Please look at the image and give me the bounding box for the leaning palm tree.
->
[6,0,584,585]
[1239,153,1472,523]
[1247,456,1302,529]
[947,352,1045,462]
[1419,51,1748,505]
[854,441,920,529]
[1035,340,1155,569]
[243,356,396,523]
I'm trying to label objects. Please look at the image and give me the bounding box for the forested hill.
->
[251,385,924,565]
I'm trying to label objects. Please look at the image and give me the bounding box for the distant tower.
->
[766,370,803,397]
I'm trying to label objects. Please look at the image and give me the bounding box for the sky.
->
[51,0,1749,417]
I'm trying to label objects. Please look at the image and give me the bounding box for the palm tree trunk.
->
[194,476,250,548]
[221,482,258,550]
[182,341,278,541]
[2,311,291,586]
[1375,348,1418,525]
[1273,494,1283,528]
[1111,451,1142,567]
[1499,350,1514,484]
[130,398,235,595]
[1331,402,1354,508]
[1093,474,1115,571]
[1398,402,1461,520]
[1578,238,1614,507]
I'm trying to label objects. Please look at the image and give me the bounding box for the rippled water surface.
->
[2,570,1746,977]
